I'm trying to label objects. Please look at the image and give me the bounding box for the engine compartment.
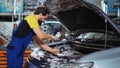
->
[30,42,84,68]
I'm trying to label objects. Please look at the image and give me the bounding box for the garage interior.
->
[0,0,120,68]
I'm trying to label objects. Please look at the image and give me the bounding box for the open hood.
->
[45,0,120,35]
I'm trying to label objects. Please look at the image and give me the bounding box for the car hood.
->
[45,0,120,35]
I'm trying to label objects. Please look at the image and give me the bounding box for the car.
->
[44,0,120,53]
[26,0,120,68]
[77,47,120,68]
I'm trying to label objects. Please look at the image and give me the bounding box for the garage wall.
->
[85,0,118,14]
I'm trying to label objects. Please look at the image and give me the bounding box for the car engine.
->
[30,42,84,68]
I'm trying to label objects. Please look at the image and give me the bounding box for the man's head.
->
[34,6,49,22]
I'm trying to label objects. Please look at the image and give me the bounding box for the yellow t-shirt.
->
[24,14,40,28]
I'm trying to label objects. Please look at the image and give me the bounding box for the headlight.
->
[79,62,94,68]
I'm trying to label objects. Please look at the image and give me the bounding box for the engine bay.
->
[30,42,84,68]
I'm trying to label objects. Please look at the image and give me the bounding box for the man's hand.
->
[52,49,60,55]
[50,35,59,41]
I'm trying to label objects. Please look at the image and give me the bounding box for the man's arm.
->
[33,35,59,54]
[33,27,58,40]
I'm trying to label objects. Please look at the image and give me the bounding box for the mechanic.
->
[6,6,60,68]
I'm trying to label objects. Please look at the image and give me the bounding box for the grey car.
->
[45,0,120,53]
[77,47,120,68]
[26,0,120,68]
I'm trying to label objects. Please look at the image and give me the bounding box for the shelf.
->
[0,12,33,16]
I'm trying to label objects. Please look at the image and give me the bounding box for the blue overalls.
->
[6,23,34,68]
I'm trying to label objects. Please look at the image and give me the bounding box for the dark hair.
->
[34,6,49,16]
